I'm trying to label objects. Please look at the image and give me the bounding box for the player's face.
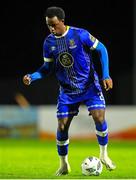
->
[46,16,66,36]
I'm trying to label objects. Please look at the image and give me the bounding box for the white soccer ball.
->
[81,156,103,176]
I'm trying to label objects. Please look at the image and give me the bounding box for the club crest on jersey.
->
[69,39,77,49]
[59,52,74,67]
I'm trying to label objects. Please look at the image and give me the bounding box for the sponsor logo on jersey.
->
[59,52,74,67]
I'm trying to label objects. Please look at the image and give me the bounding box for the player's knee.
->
[58,123,65,131]
[94,116,104,123]
[58,121,68,132]
[91,110,105,123]
[57,117,72,132]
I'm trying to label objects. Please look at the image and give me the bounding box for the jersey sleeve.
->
[43,39,54,63]
[80,29,99,50]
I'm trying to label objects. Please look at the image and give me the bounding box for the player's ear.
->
[62,19,65,23]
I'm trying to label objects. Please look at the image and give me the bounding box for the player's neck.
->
[62,25,67,34]
[55,25,69,38]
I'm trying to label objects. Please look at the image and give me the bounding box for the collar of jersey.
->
[54,26,70,38]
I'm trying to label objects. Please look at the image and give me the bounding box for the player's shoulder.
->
[70,26,90,37]
[43,33,54,45]
[45,33,54,41]
[70,26,87,33]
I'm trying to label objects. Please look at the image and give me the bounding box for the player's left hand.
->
[102,78,113,91]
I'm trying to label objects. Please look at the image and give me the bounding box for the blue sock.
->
[95,120,108,145]
[57,131,69,156]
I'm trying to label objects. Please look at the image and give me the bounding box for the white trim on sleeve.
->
[44,57,54,62]
[90,39,99,50]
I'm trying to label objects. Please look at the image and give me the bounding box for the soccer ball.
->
[81,156,103,176]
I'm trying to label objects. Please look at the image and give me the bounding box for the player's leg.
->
[56,103,80,176]
[56,116,73,176]
[90,109,116,170]
[84,87,116,170]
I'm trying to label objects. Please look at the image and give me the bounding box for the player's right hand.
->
[23,74,31,85]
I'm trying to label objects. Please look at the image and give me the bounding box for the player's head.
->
[45,6,66,36]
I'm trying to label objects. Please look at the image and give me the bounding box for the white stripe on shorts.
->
[57,111,77,116]
[87,104,105,109]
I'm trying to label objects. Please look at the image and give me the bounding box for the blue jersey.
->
[43,26,102,103]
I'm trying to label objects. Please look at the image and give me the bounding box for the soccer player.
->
[23,6,116,176]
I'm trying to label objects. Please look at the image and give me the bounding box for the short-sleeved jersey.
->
[43,26,102,104]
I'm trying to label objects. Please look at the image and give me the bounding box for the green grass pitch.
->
[0,138,136,179]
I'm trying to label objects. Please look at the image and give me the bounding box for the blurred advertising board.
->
[0,106,38,138]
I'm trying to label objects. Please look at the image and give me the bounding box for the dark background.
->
[0,0,134,105]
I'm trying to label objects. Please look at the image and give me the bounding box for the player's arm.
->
[23,59,53,86]
[23,37,54,86]
[80,29,113,91]
[95,42,113,91]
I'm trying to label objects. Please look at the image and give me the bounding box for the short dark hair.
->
[45,6,65,20]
